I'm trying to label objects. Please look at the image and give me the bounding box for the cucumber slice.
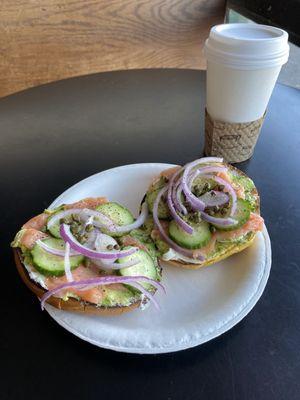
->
[31,238,84,276]
[147,189,170,219]
[47,218,62,238]
[96,202,134,237]
[48,224,61,238]
[96,202,134,226]
[118,246,158,290]
[213,199,251,231]
[47,213,73,239]
[146,178,170,219]
[169,220,211,249]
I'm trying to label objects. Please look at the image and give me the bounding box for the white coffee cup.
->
[204,23,289,123]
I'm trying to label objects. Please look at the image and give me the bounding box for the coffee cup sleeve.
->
[204,109,266,163]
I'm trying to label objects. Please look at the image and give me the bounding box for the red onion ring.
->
[196,157,224,163]
[212,176,237,216]
[184,158,224,186]
[91,258,139,270]
[108,202,148,234]
[127,281,160,310]
[84,228,98,249]
[171,175,182,210]
[60,224,138,259]
[176,167,227,210]
[195,174,237,226]
[182,165,227,211]
[181,158,224,211]
[64,242,73,282]
[201,212,237,226]
[173,180,188,215]
[167,169,193,234]
[181,175,206,212]
[153,187,204,260]
[78,208,117,231]
[189,165,227,183]
[48,204,148,236]
[35,239,80,257]
[94,232,118,265]
[92,233,142,269]
[40,275,165,310]
[200,174,237,216]
[47,208,116,232]
[153,158,239,249]
[47,209,82,230]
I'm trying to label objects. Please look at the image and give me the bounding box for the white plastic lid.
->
[204,23,289,69]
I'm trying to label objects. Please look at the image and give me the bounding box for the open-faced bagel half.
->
[146,162,262,270]
[12,197,161,314]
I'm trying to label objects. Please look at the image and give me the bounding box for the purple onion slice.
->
[152,187,204,260]
[60,224,138,259]
[36,239,80,257]
[167,168,193,234]
[64,242,73,282]
[109,202,148,234]
[40,275,165,310]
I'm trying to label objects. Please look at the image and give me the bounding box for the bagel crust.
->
[13,249,141,315]
[161,233,256,270]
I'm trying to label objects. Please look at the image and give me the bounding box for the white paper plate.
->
[45,163,271,354]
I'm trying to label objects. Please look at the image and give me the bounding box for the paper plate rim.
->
[49,163,177,209]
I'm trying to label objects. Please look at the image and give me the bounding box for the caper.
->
[71,226,80,234]
[72,214,80,222]
[80,234,88,242]
[86,224,94,232]
[114,244,120,250]
[107,244,114,250]
[71,223,79,231]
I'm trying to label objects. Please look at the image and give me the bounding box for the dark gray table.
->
[2,70,300,400]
